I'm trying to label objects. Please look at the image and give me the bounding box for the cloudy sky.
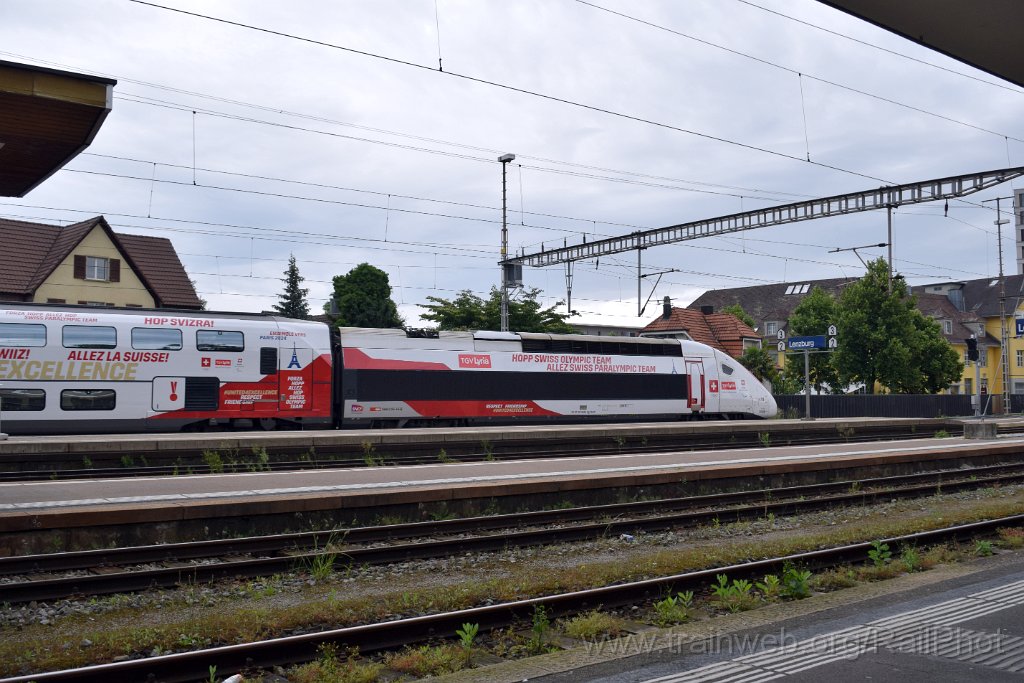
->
[2,0,1022,327]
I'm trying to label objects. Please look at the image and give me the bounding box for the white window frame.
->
[85,256,110,281]
[943,320,952,335]
[766,321,778,336]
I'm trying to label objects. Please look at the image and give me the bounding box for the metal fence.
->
[773,394,975,419]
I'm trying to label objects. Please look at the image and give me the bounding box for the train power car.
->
[337,328,776,426]
[0,304,776,434]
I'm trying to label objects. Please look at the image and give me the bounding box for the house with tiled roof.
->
[686,274,1017,397]
[0,215,202,309]
[640,297,761,359]
[690,278,856,342]
[914,276,1024,397]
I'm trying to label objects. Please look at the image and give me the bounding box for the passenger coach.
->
[0,304,776,434]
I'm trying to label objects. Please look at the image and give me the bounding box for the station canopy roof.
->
[0,60,116,197]
[818,0,1024,88]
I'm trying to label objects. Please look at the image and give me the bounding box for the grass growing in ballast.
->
[2,487,1023,677]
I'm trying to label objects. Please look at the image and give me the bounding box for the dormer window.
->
[943,320,952,334]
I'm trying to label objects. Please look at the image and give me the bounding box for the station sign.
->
[1017,318,1024,337]
[787,335,826,350]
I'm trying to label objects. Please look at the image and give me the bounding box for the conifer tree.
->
[273,254,310,319]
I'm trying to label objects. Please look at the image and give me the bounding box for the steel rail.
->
[3,465,1024,604]
[5,514,1023,683]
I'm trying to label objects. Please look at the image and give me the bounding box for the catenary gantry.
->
[505,166,1024,269]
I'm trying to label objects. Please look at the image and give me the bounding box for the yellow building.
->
[0,215,202,310]
[916,279,1024,401]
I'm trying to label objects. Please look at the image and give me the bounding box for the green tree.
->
[328,263,403,328]
[833,258,961,393]
[738,346,778,384]
[272,254,310,319]
[721,304,756,329]
[420,287,575,332]
[785,286,842,393]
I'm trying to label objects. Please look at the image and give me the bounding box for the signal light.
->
[965,337,979,362]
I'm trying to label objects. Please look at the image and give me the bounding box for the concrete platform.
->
[0,433,1021,554]
[0,417,970,457]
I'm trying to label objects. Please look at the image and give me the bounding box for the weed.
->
[529,604,551,654]
[456,622,478,649]
[780,563,812,599]
[201,450,224,474]
[437,448,453,464]
[756,573,782,601]
[900,547,922,572]
[455,622,479,666]
[562,610,626,640]
[849,480,862,493]
[867,540,892,568]
[812,568,858,591]
[120,454,135,468]
[653,590,694,626]
[837,425,855,442]
[207,665,217,683]
[997,527,1024,549]
[934,429,951,438]
[249,446,270,472]
[975,540,995,556]
[388,643,468,677]
[292,643,383,683]
[711,574,758,612]
[765,511,775,525]
[480,440,495,461]
[757,432,771,447]
[81,455,93,469]
[360,440,384,467]
[612,435,626,450]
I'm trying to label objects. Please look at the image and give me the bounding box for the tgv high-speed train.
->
[0,304,777,434]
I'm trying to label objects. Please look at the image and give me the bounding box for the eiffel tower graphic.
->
[287,343,301,369]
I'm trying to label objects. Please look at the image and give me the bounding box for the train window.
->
[721,364,735,375]
[132,328,183,350]
[0,323,46,347]
[197,330,244,352]
[0,388,45,411]
[60,389,116,411]
[63,325,116,349]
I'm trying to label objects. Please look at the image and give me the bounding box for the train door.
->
[152,377,186,412]
[685,359,705,412]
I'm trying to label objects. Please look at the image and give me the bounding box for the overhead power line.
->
[576,0,1024,144]
[127,0,891,184]
[734,0,1024,95]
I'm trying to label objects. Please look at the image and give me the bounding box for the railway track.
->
[0,423,974,481]
[4,460,1024,604]
[6,513,1022,683]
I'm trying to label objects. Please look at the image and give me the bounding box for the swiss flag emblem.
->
[709,380,719,393]
[201,357,211,368]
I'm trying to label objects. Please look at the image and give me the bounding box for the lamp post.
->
[498,153,515,332]
[0,383,6,440]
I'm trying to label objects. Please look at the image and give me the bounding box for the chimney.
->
[700,305,714,315]
[662,296,672,319]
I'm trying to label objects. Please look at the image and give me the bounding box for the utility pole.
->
[886,205,894,293]
[984,196,1012,412]
[498,153,515,331]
